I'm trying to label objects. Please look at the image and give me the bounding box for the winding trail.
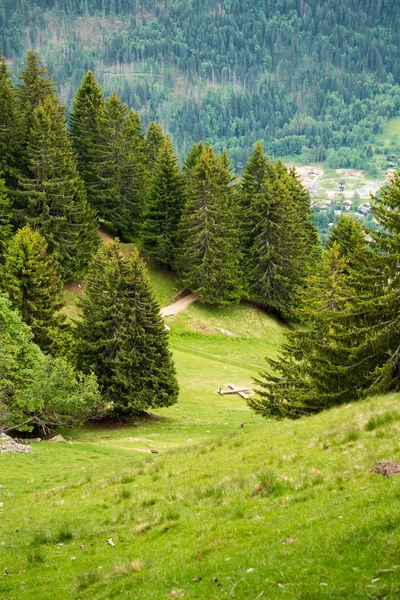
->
[160,292,198,316]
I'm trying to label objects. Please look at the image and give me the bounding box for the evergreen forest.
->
[1,0,400,166]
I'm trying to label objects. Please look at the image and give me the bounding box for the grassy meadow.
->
[2,254,400,599]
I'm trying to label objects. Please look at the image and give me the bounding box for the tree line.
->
[2,51,399,428]
[0,53,318,431]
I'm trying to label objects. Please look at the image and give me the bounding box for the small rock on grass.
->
[49,434,66,443]
[370,460,400,477]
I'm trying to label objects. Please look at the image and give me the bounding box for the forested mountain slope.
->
[1,0,400,166]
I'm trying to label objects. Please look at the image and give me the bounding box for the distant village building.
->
[338,180,345,192]
[342,200,352,211]
[359,202,371,215]
[334,209,342,216]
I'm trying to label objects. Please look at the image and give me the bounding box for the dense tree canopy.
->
[1,1,399,165]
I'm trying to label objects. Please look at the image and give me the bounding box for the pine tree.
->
[177,146,243,305]
[250,244,354,419]
[237,141,270,257]
[0,179,12,258]
[0,55,22,193]
[17,95,99,281]
[68,70,104,209]
[90,93,147,236]
[146,122,164,166]
[248,161,319,319]
[75,241,179,416]
[0,225,65,352]
[123,109,150,234]
[16,51,55,163]
[326,214,367,267]
[183,142,205,174]
[141,136,186,266]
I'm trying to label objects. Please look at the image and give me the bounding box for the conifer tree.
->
[177,146,243,305]
[75,241,179,416]
[326,214,366,267]
[146,122,164,166]
[250,243,354,418]
[16,51,55,161]
[183,142,205,174]
[123,108,150,232]
[90,93,147,235]
[0,225,65,352]
[68,70,104,208]
[141,136,186,266]
[17,95,99,280]
[0,179,12,258]
[0,55,22,192]
[248,161,319,319]
[237,141,270,256]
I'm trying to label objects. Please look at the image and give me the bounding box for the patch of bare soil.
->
[64,280,85,295]
[160,292,198,316]
[97,227,114,244]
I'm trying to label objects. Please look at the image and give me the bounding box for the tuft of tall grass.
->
[75,570,103,592]
[365,410,400,431]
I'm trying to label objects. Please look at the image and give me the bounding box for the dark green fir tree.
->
[177,146,243,305]
[237,141,271,258]
[0,179,12,258]
[250,243,353,419]
[68,70,104,209]
[91,93,147,236]
[0,55,22,193]
[248,161,319,319]
[146,122,164,166]
[75,241,179,416]
[18,95,99,280]
[16,51,55,164]
[0,225,65,352]
[141,136,186,266]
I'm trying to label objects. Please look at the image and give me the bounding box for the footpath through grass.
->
[2,259,399,599]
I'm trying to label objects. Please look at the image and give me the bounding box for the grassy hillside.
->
[1,389,400,599]
[1,255,400,598]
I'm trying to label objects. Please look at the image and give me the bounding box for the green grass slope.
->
[1,394,400,599]
[2,254,399,599]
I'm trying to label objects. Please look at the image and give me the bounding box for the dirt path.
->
[160,293,198,316]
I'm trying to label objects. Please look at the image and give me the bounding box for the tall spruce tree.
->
[177,146,243,305]
[326,214,367,267]
[75,241,179,416]
[16,51,55,165]
[0,55,22,193]
[124,108,150,227]
[248,161,319,319]
[68,70,104,209]
[250,243,355,419]
[17,95,99,280]
[183,142,205,174]
[237,141,271,259]
[0,225,65,352]
[146,122,164,166]
[89,93,147,236]
[0,179,12,258]
[141,136,186,266]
